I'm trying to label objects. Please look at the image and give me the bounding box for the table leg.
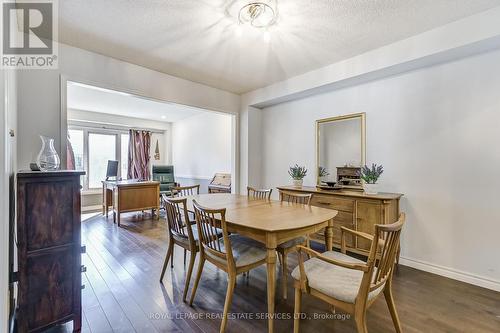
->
[266,248,277,333]
[325,219,334,251]
[117,212,121,227]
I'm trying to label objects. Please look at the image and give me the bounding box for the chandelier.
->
[238,1,277,28]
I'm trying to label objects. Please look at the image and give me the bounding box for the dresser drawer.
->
[311,195,354,212]
[310,210,355,247]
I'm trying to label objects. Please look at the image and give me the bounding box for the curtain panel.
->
[127,129,151,180]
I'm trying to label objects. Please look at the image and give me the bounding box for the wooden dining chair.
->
[160,195,201,302]
[189,200,267,333]
[292,213,406,333]
[247,186,273,200]
[277,189,313,299]
[278,190,313,205]
[172,184,201,197]
[171,184,201,261]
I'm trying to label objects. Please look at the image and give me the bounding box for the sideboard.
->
[277,186,403,258]
[16,170,85,332]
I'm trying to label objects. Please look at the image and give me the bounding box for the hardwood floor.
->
[53,213,500,333]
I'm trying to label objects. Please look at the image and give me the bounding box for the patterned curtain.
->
[127,129,151,180]
[67,134,75,170]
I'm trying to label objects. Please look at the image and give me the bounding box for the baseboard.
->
[399,256,500,292]
[82,205,101,213]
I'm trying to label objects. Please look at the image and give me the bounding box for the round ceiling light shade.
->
[227,0,278,29]
[239,2,276,28]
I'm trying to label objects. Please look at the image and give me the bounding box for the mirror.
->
[316,113,366,189]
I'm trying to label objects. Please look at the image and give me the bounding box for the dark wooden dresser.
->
[16,170,85,332]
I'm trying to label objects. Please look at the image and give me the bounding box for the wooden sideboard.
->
[277,186,403,257]
[16,170,85,332]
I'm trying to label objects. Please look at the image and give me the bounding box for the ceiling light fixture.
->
[238,1,277,28]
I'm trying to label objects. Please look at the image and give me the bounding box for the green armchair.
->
[152,165,178,195]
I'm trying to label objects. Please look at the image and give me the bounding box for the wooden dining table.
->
[185,193,338,333]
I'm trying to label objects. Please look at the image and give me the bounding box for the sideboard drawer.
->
[311,195,354,212]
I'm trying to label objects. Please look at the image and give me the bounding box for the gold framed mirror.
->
[316,113,366,189]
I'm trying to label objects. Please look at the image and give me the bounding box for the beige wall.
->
[258,49,500,291]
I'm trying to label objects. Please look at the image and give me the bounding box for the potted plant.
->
[288,164,307,187]
[361,163,384,194]
[318,166,330,183]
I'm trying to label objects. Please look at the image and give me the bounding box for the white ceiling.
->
[59,0,500,94]
[67,81,207,122]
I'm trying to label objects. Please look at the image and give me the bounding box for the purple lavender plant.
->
[361,164,384,184]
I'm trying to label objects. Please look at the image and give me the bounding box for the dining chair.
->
[276,189,313,300]
[172,184,201,197]
[160,195,209,302]
[292,213,406,333]
[189,199,267,333]
[170,184,201,261]
[247,186,273,200]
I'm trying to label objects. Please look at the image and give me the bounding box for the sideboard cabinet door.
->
[16,170,85,333]
[356,200,383,251]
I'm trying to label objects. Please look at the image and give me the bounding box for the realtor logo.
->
[1,0,58,68]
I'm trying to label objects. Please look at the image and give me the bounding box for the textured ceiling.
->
[59,0,500,94]
[67,82,207,122]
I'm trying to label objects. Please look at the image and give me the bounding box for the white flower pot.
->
[292,179,303,188]
[364,183,378,195]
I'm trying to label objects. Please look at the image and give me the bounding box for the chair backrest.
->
[152,165,175,184]
[364,213,406,294]
[172,184,200,197]
[192,199,234,267]
[278,190,312,205]
[162,195,195,242]
[247,186,272,200]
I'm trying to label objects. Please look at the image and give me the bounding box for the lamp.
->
[227,0,278,29]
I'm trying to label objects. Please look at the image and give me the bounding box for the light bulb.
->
[263,30,271,43]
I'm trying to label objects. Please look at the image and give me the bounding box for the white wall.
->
[259,49,500,290]
[0,69,17,333]
[17,42,239,170]
[172,112,232,180]
[239,106,262,193]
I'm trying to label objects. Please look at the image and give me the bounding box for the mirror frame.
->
[315,112,366,185]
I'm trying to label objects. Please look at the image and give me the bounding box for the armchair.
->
[152,165,178,195]
[292,213,406,333]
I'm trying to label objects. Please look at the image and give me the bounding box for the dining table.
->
[185,193,338,333]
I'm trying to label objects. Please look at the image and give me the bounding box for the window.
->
[68,126,129,190]
[88,133,116,189]
[68,124,163,191]
[120,134,129,179]
[68,129,85,186]
[68,129,84,170]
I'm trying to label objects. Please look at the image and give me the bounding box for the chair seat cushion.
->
[278,236,306,249]
[291,251,384,304]
[212,235,267,268]
[174,225,222,244]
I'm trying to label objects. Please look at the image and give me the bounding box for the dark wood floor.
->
[57,213,500,333]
